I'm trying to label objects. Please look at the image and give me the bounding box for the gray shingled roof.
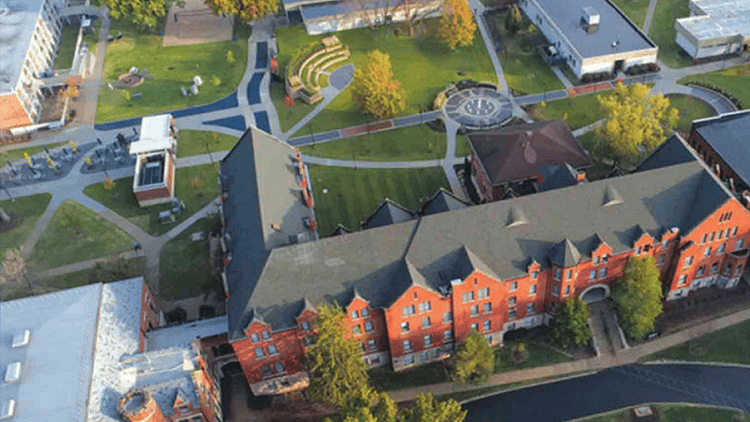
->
[420,188,470,215]
[361,199,417,229]
[548,239,582,267]
[692,110,750,187]
[537,163,581,192]
[636,134,700,172]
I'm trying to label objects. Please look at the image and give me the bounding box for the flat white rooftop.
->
[147,316,228,351]
[677,0,750,41]
[130,114,174,154]
[0,0,47,93]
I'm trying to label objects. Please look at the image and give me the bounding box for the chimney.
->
[577,170,586,182]
[271,223,281,231]
[728,178,735,193]
[536,171,544,186]
[743,191,750,210]
[714,164,721,178]
[119,390,169,422]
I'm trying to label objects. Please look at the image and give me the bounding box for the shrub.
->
[212,76,221,86]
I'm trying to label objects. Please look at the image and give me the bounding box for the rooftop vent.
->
[0,400,15,420]
[0,1,9,17]
[603,184,623,207]
[5,362,21,383]
[506,205,529,228]
[11,330,30,348]
[582,7,600,26]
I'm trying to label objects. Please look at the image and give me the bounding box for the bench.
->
[132,93,143,99]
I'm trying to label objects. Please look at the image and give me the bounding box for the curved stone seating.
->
[305,48,349,89]
[285,36,352,105]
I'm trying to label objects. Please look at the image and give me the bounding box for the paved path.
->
[642,0,660,33]
[551,66,574,90]
[388,306,750,402]
[468,0,509,95]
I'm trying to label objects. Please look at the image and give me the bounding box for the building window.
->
[418,301,432,313]
[353,325,362,336]
[724,264,733,276]
[567,269,573,280]
[443,312,452,323]
[444,330,453,342]
[403,340,412,352]
[483,320,492,332]
[710,232,716,242]
[599,267,607,279]
[527,303,535,314]
[267,345,278,355]
[508,296,517,307]
[636,246,642,255]
[261,364,273,378]
[424,335,433,347]
[483,302,492,314]
[404,355,414,365]
[351,310,359,320]
[554,268,562,280]
[658,255,664,265]
[718,230,723,240]
[736,239,744,251]
[368,339,377,352]
[462,291,475,303]
[594,256,600,265]
[711,263,719,273]
[552,284,560,296]
[564,285,570,296]
[301,321,310,330]
[403,305,415,317]
[471,323,479,331]
[701,234,707,244]
[275,362,284,374]
[724,228,730,238]
[704,247,712,257]
[508,309,517,319]
[262,331,270,340]
[732,226,738,237]
[251,333,260,343]
[422,317,431,328]
[510,282,518,292]
[478,287,490,299]
[678,275,686,286]
[470,305,479,316]
[361,308,369,318]
[365,321,374,332]
[254,348,265,358]
[697,265,705,276]
[589,270,596,281]
[401,322,409,333]
[529,284,537,295]
[531,271,538,279]
[736,264,743,275]
[717,243,726,254]
[683,256,693,267]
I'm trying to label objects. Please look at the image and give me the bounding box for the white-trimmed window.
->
[262,331,270,340]
[418,301,432,313]
[508,296,517,307]
[701,234,708,244]
[552,284,560,296]
[361,308,369,318]
[594,256,600,265]
[564,285,570,296]
[404,354,414,364]
[470,305,479,316]
[529,284,537,295]
[422,317,431,328]
[403,340,412,352]
[483,320,492,332]
[424,335,432,347]
[527,303,535,314]
[251,333,260,343]
[510,282,518,292]
[554,268,562,280]
[403,305,415,317]
[401,322,409,333]
[275,362,284,374]
[368,339,377,352]
[365,321,374,332]
[589,270,596,281]
[444,330,453,342]
[683,256,693,267]
[736,239,744,251]
[301,321,310,330]
[254,348,265,358]
[711,263,719,273]
[732,226,738,237]
[697,265,705,276]
[531,271,539,279]
[478,287,490,299]
[599,267,607,279]
[717,243,726,254]
[471,322,479,331]
[508,309,517,319]
[351,310,359,320]
[483,302,492,314]
[443,312,452,323]
[677,274,687,286]
[704,247,712,257]
[267,344,278,355]
[462,291,475,303]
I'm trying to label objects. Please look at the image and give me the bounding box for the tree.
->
[440,0,476,51]
[504,5,522,36]
[596,82,679,159]
[612,255,663,339]
[306,304,371,408]
[212,75,222,86]
[452,329,494,383]
[95,0,172,28]
[351,50,406,119]
[203,0,280,24]
[550,297,592,349]
[399,393,466,422]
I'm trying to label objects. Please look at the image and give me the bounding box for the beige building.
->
[675,0,750,60]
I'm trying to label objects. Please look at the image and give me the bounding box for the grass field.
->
[308,165,450,237]
[494,341,574,373]
[647,0,694,69]
[28,200,134,268]
[96,19,247,123]
[39,257,146,290]
[574,404,750,422]
[532,94,604,130]
[0,141,70,168]
[644,319,750,364]
[301,125,471,161]
[271,80,317,133]
[275,20,497,134]
[159,217,222,300]
[54,24,79,70]
[83,163,219,235]
[679,65,750,108]
[609,0,650,28]
[665,94,716,132]
[0,194,52,260]
[177,130,239,158]
[369,361,447,391]
[495,14,565,96]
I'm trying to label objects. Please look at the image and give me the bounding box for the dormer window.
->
[351,310,359,320]
[594,256,600,265]
[301,321,310,330]
[554,268,562,280]
[636,246,642,255]
[251,333,260,343]
[361,308,369,318]
[602,254,609,264]
[261,330,270,340]
[531,271,538,279]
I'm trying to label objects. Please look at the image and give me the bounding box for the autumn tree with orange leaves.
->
[440,0,476,51]
[351,50,406,119]
[203,0,279,24]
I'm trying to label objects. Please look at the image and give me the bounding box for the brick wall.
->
[139,283,161,353]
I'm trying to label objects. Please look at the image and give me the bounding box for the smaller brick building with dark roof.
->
[468,120,593,202]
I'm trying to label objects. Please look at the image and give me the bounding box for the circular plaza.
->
[443,86,513,130]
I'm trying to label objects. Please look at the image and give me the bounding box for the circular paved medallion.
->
[443,87,512,130]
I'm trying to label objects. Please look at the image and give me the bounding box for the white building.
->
[129,115,179,207]
[0,0,68,130]
[675,0,750,60]
[516,0,658,78]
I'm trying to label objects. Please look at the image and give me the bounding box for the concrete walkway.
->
[642,0,659,33]
[388,306,750,402]
[552,66,574,89]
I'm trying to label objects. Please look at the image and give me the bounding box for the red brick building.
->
[213,132,750,396]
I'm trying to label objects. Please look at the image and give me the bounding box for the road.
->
[462,363,750,422]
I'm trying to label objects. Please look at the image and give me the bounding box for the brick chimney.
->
[536,171,544,186]
[577,170,586,182]
[119,390,168,422]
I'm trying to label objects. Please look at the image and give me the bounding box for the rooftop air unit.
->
[0,400,15,420]
[5,362,21,383]
[11,330,30,348]
[582,7,600,26]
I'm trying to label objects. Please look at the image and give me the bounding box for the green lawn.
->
[39,257,146,290]
[665,94,717,132]
[275,20,497,134]
[0,141,71,168]
[271,79,317,133]
[532,94,604,130]
[647,0,694,69]
[496,14,565,96]
[0,194,52,260]
[28,199,134,268]
[83,163,219,235]
[494,341,574,373]
[309,166,450,237]
[644,319,750,364]
[95,19,247,123]
[177,130,238,158]
[159,217,222,300]
[609,0,650,28]
[301,125,471,161]
[369,361,447,391]
[54,24,79,70]
[573,404,750,422]
[679,65,750,108]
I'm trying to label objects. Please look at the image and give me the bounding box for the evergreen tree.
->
[399,393,467,422]
[612,256,663,339]
[307,304,371,408]
[351,50,406,119]
[440,0,477,50]
[550,297,592,349]
[452,329,494,383]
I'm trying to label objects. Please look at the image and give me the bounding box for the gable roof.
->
[636,133,699,172]
[361,199,417,229]
[691,110,750,187]
[537,163,581,192]
[331,224,352,236]
[420,188,470,215]
[468,120,593,186]
[548,238,582,267]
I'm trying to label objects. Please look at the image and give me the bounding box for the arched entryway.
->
[580,284,611,303]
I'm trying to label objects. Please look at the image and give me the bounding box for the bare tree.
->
[398,0,432,36]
